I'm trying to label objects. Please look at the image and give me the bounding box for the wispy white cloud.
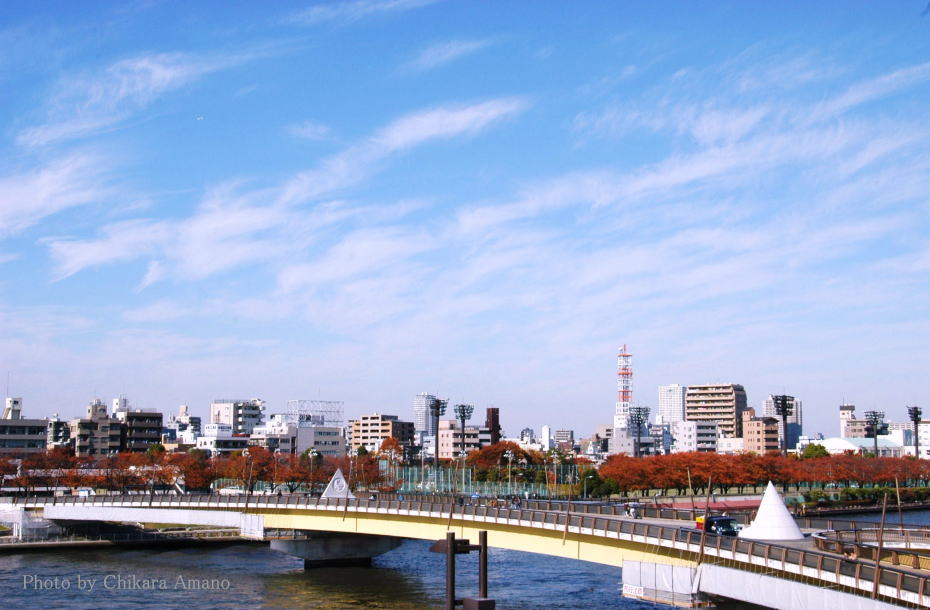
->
[289,0,438,25]
[277,226,435,292]
[19,51,261,148]
[815,61,930,120]
[278,97,528,206]
[139,261,166,291]
[402,39,491,72]
[0,153,112,236]
[287,120,332,141]
[44,98,527,282]
[374,97,527,150]
[47,219,175,280]
[123,299,193,322]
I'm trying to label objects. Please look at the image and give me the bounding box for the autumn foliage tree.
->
[466,441,533,470]
[598,451,930,497]
[175,449,217,491]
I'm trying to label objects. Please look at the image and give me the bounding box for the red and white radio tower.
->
[614,344,633,429]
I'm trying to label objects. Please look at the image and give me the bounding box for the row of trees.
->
[0,445,388,496]
[597,451,930,497]
[0,439,597,497]
[17,442,927,501]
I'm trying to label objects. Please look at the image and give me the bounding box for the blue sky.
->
[2,1,930,439]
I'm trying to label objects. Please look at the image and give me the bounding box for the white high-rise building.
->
[657,384,686,424]
[540,424,552,450]
[112,395,129,414]
[210,398,265,435]
[413,392,436,436]
[671,420,718,453]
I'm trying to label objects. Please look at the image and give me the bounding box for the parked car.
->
[695,515,738,536]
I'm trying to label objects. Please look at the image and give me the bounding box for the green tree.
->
[801,444,830,459]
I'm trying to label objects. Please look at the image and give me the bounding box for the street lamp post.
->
[547,453,559,497]
[273,449,280,493]
[583,472,595,499]
[773,395,794,457]
[908,406,923,460]
[308,448,320,495]
[503,450,514,496]
[242,448,253,500]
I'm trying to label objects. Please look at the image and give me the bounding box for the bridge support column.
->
[270,533,403,568]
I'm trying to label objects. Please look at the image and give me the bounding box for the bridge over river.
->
[3,493,928,609]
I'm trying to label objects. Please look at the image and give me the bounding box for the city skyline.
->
[2,2,930,439]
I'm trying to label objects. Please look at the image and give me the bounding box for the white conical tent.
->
[320,468,356,499]
[738,481,804,541]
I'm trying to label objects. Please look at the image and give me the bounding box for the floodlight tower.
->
[429,398,447,488]
[454,404,474,457]
[908,406,922,459]
[629,406,650,458]
[864,410,886,457]
[773,395,794,457]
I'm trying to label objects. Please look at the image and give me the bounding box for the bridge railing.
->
[813,528,930,572]
[12,493,929,605]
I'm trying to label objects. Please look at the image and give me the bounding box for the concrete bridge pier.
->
[270,533,404,568]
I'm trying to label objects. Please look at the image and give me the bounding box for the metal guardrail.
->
[484,497,930,532]
[814,528,930,572]
[8,493,929,606]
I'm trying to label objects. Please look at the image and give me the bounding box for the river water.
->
[1,540,655,609]
[839,507,930,526]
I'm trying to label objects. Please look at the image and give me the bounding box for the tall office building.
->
[485,407,501,444]
[839,404,868,438]
[762,395,803,450]
[114,408,164,452]
[540,424,553,450]
[555,429,575,452]
[684,384,748,438]
[657,384,686,424]
[0,397,48,457]
[210,398,265,435]
[742,408,780,454]
[69,399,122,456]
[671,420,718,453]
[348,414,415,453]
[413,392,436,436]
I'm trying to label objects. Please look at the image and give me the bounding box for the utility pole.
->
[773,395,794,457]
[908,406,922,459]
